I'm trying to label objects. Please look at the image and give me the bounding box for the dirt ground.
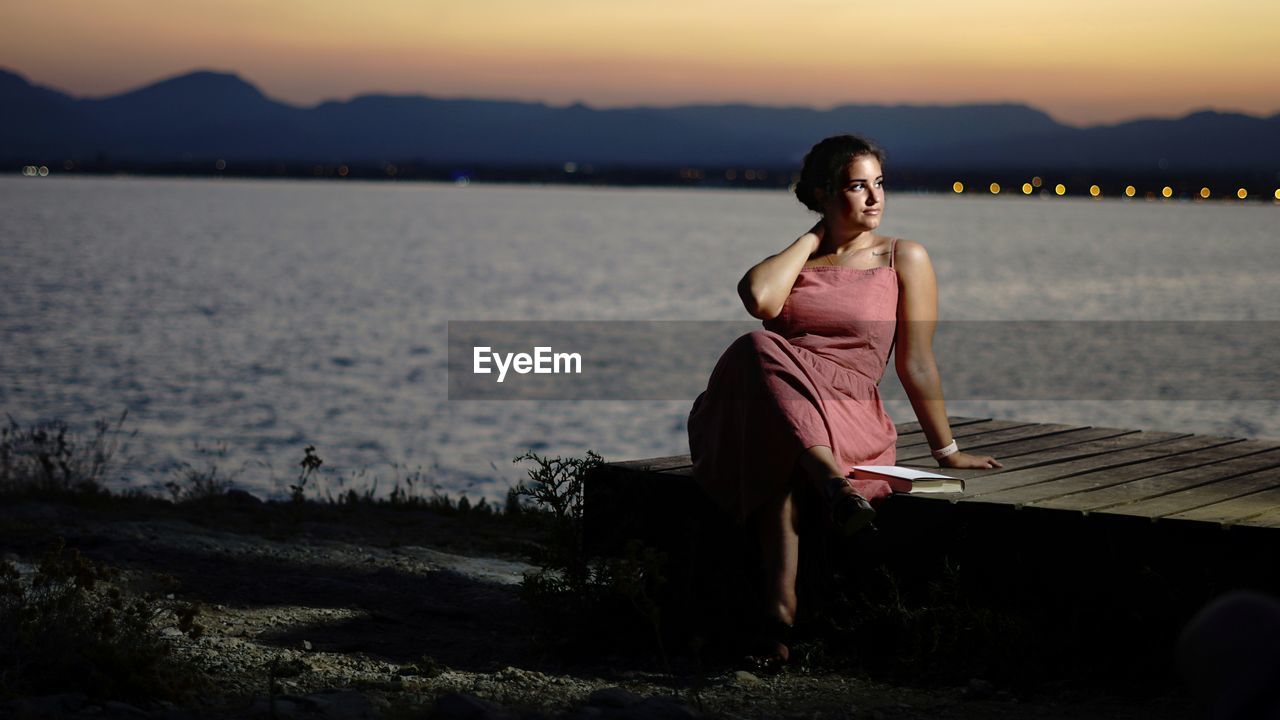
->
[0,497,1203,719]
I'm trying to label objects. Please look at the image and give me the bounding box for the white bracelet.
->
[931,440,959,460]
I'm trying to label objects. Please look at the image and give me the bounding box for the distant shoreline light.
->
[12,164,1280,204]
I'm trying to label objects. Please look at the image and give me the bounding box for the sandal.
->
[824,478,877,537]
[741,617,794,676]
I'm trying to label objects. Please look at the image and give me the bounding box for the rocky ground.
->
[0,496,1201,719]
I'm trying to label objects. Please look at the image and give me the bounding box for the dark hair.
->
[794,134,886,213]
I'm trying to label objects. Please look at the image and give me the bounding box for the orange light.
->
[1237,188,1248,199]
[953,181,964,193]
[1054,184,1066,196]
[1089,185,1101,197]
[1125,185,1136,197]
[1022,183,1033,194]
[1162,186,1173,198]
[990,183,1000,194]
[1199,187,1211,199]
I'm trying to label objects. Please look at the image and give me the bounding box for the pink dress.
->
[687,238,900,524]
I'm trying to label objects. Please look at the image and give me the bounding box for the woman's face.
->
[823,154,884,230]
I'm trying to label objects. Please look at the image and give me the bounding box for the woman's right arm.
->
[737,223,822,320]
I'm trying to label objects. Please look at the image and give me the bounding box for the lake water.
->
[1,175,1277,501]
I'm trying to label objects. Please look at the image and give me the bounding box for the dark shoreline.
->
[8,161,1280,201]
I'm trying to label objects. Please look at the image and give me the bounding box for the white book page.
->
[853,465,957,480]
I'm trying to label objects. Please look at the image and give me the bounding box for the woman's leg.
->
[749,444,858,662]
[801,444,877,534]
[754,484,802,629]
[747,483,799,666]
[796,444,847,487]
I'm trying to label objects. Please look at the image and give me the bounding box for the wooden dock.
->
[892,416,1280,527]
[584,415,1280,614]
[583,418,1280,685]
[589,416,1280,535]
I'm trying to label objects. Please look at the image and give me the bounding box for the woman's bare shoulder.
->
[891,238,931,266]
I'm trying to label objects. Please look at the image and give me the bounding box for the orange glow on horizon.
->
[2,1,1278,125]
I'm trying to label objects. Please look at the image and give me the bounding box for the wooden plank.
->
[1029,442,1280,513]
[1237,504,1280,529]
[948,431,1188,499]
[894,416,988,437]
[610,455,694,472]
[895,419,1039,450]
[970,436,1243,506]
[898,422,1084,453]
[1163,483,1280,525]
[1095,463,1280,520]
[897,418,1030,444]
[897,426,1139,464]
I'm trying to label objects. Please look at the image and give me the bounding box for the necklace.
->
[823,246,889,266]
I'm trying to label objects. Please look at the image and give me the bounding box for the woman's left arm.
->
[893,240,1002,470]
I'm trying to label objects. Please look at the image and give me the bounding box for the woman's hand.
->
[737,222,827,320]
[797,221,824,257]
[938,451,1003,470]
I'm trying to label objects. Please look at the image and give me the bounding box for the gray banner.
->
[447,321,1280,401]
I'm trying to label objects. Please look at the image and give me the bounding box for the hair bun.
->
[795,134,886,213]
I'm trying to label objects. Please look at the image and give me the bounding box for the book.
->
[852,465,965,494]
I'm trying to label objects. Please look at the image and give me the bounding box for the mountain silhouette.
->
[2,68,1277,173]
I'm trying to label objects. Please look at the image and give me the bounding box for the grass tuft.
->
[0,412,131,498]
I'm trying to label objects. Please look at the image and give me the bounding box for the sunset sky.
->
[3,0,1278,126]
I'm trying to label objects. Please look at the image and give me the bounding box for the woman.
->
[686,134,1002,670]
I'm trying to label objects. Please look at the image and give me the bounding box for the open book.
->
[852,466,965,494]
